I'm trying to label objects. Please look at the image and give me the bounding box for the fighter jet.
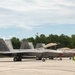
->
[57,48,75,60]
[0,39,48,62]
[35,43,75,60]
[20,42,63,60]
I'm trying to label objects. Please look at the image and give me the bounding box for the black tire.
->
[49,57,54,60]
[42,58,46,62]
[69,57,71,60]
[60,57,62,60]
[13,56,22,62]
[36,57,42,60]
[18,58,22,61]
[13,57,18,62]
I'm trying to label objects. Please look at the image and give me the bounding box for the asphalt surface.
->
[0,58,75,75]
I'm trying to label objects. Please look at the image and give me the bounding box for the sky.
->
[0,0,75,39]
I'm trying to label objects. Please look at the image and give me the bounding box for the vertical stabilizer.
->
[5,40,13,51]
[35,43,45,48]
[0,39,10,51]
[20,41,34,49]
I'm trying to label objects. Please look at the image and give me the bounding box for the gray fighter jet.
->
[35,43,75,60]
[20,42,64,60]
[20,42,66,60]
[0,39,48,61]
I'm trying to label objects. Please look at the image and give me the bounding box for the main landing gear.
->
[42,58,46,62]
[36,57,46,62]
[36,57,42,60]
[13,56,22,62]
[60,57,62,60]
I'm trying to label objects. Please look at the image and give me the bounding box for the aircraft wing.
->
[0,49,44,54]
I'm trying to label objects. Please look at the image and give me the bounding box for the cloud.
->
[0,0,75,30]
[1,35,16,40]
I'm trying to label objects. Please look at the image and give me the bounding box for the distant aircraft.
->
[57,48,75,60]
[35,43,75,60]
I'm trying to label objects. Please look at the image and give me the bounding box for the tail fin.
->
[35,43,45,48]
[5,40,13,51]
[20,41,34,49]
[0,39,10,51]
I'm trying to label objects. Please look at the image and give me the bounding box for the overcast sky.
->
[0,0,75,39]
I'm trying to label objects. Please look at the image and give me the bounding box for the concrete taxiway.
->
[0,58,75,75]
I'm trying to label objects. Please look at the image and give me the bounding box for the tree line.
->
[11,34,75,49]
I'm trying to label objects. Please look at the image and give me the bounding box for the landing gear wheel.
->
[13,56,22,62]
[36,57,42,60]
[42,58,46,62]
[69,57,71,60]
[49,57,54,60]
[13,57,18,61]
[60,57,62,60]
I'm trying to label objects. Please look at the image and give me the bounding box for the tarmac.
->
[0,58,75,75]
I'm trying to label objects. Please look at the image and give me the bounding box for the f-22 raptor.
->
[0,39,47,61]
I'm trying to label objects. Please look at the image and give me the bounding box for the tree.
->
[11,37,21,49]
[70,35,75,48]
[39,34,46,43]
[10,34,75,49]
[48,34,59,43]
[59,34,71,48]
[34,35,40,47]
[21,38,28,42]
